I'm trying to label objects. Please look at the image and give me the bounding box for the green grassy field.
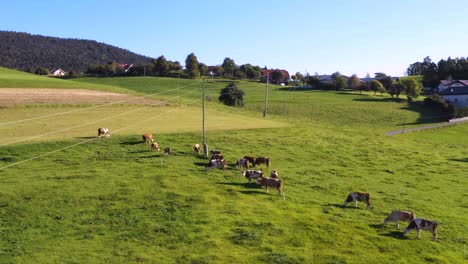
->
[0,69,467,263]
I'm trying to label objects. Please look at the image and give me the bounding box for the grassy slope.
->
[0,73,467,263]
[0,67,135,94]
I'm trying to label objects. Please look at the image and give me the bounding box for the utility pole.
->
[177,72,180,102]
[263,72,269,117]
[202,79,208,157]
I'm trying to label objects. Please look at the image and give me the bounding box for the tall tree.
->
[331,71,347,90]
[154,55,169,76]
[219,82,244,107]
[370,80,385,95]
[198,63,208,76]
[399,76,423,102]
[348,74,362,93]
[185,53,200,78]
[270,70,284,84]
[222,57,236,77]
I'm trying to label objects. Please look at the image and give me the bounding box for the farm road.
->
[385,119,468,135]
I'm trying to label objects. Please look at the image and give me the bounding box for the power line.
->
[0,87,201,147]
[0,97,202,170]
[0,81,203,127]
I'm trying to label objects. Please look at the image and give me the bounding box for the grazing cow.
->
[255,156,271,167]
[142,133,154,144]
[193,144,201,155]
[404,218,438,241]
[383,210,416,229]
[343,192,371,209]
[242,170,263,182]
[205,159,227,171]
[151,142,160,151]
[235,158,250,169]
[270,170,279,179]
[97,128,110,138]
[210,150,224,161]
[164,147,172,156]
[256,176,285,200]
[243,156,256,167]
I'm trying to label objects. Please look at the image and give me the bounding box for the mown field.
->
[0,69,467,263]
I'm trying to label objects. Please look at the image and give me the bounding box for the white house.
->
[437,80,468,93]
[51,69,65,76]
[439,84,468,108]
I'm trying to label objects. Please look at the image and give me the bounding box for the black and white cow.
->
[205,159,227,171]
[404,218,438,240]
[98,128,110,138]
[343,192,371,209]
[242,170,263,182]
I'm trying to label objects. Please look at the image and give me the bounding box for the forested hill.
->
[0,31,154,73]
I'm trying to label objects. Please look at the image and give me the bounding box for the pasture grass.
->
[0,126,466,263]
[0,67,135,94]
[0,72,466,263]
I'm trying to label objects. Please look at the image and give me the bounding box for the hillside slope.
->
[0,31,153,72]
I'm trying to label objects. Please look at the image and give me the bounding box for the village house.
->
[51,68,65,76]
[438,80,468,108]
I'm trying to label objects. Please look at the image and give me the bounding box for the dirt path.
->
[385,119,468,135]
[0,88,162,106]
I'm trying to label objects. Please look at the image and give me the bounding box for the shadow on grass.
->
[324,203,361,210]
[352,97,395,103]
[216,182,258,189]
[369,224,384,229]
[449,158,468,163]
[239,190,269,195]
[194,162,208,167]
[120,141,142,146]
[381,231,408,240]
[138,154,162,159]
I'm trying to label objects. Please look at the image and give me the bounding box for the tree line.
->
[406,56,468,88]
[0,31,153,73]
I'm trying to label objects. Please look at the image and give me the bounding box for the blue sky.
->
[2,0,468,77]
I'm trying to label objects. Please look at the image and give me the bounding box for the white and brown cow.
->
[142,133,154,144]
[270,170,279,179]
[256,176,285,200]
[97,128,110,138]
[383,210,416,229]
[151,142,160,151]
[236,158,250,169]
[242,170,263,182]
[205,159,227,171]
[404,218,438,241]
[343,192,371,209]
[193,144,201,155]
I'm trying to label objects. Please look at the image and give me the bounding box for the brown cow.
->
[256,176,285,200]
[255,156,271,167]
[343,192,371,209]
[383,210,416,229]
[143,133,154,144]
[98,128,110,138]
[193,144,201,155]
[151,142,160,151]
[243,156,256,167]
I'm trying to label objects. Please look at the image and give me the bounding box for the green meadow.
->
[0,69,467,263]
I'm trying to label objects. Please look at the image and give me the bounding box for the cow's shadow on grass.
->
[216,182,258,189]
[381,231,408,240]
[325,203,360,209]
[449,157,468,163]
[194,162,208,167]
[120,141,142,146]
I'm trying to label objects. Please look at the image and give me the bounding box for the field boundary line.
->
[0,81,203,126]
[0,88,201,147]
[0,97,201,170]
[385,120,467,135]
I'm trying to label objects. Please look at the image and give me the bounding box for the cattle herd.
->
[97,128,439,241]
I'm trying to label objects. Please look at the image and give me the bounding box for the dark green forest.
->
[0,31,153,73]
